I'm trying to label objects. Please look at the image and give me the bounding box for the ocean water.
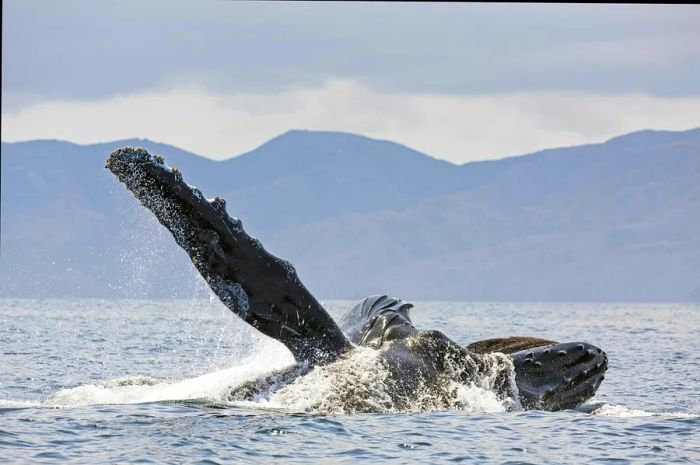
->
[1,298,698,464]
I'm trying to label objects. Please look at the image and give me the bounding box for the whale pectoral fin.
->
[106,147,351,365]
[467,336,558,355]
[510,342,608,411]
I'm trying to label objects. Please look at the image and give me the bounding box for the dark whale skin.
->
[510,342,608,410]
[107,147,608,412]
[343,295,608,411]
[106,147,351,365]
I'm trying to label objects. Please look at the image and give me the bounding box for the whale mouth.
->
[510,342,608,411]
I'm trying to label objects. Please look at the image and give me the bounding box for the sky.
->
[2,1,699,163]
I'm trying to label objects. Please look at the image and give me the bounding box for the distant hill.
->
[2,128,699,301]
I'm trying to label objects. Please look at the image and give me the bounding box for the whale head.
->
[510,341,608,411]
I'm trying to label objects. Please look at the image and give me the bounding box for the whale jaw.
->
[511,342,608,411]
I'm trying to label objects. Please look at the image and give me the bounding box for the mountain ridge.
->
[11,126,700,165]
[2,127,699,301]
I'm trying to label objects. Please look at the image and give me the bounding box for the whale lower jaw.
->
[510,342,608,411]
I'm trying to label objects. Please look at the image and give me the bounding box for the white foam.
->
[265,347,394,414]
[261,348,516,414]
[591,404,655,417]
[36,345,519,414]
[0,399,42,409]
[451,383,509,413]
[591,403,699,418]
[6,343,541,415]
[42,344,294,408]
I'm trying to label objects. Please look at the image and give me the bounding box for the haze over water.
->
[1,299,698,464]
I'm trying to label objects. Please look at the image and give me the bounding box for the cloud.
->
[3,1,700,109]
[3,80,699,163]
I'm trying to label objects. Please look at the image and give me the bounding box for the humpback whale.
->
[106,147,608,412]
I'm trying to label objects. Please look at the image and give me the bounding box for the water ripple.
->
[1,300,699,464]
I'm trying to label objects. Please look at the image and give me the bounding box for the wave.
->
[0,399,42,409]
[572,401,698,418]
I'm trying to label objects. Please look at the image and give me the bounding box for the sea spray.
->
[41,345,519,415]
[238,347,519,414]
[43,340,294,408]
[267,347,394,414]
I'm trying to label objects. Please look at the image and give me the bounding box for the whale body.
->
[107,147,607,412]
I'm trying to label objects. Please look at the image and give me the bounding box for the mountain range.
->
[2,128,699,301]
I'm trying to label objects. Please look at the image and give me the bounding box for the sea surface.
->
[1,298,698,464]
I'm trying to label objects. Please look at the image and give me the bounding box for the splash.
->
[42,343,294,408]
[0,399,41,409]
[35,346,519,415]
[589,403,699,418]
[265,347,395,414]
[232,347,519,414]
[451,352,521,413]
